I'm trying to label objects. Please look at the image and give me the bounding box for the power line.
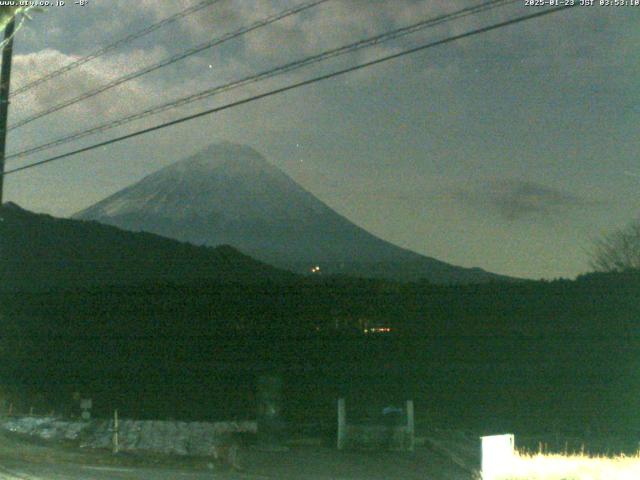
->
[2,4,576,178]
[10,0,223,97]
[7,0,514,162]
[6,0,517,162]
[8,0,329,131]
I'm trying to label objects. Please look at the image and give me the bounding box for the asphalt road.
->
[0,446,475,480]
[0,462,254,480]
[0,426,478,480]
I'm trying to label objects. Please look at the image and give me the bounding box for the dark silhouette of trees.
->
[590,219,640,272]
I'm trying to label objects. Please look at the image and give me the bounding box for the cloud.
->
[455,178,599,222]
[19,0,634,106]
[12,0,635,158]
[13,47,166,114]
[8,46,177,160]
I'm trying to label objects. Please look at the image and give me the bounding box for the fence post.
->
[337,398,346,450]
[405,400,415,452]
[112,409,119,454]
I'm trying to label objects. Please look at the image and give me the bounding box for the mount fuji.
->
[74,143,510,283]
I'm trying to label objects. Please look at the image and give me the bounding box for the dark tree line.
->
[0,270,638,432]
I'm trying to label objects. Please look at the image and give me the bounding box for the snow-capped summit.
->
[78,142,328,223]
[168,142,274,175]
[74,143,510,283]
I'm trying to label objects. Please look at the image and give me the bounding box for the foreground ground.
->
[0,429,479,479]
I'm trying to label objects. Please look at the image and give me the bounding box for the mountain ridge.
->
[74,142,514,284]
[0,201,296,292]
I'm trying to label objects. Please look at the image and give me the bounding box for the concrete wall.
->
[0,416,256,456]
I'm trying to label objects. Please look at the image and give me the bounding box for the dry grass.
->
[494,450,640,480]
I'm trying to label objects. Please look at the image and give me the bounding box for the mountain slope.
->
[0,202,295,291]
[74,142,512,283]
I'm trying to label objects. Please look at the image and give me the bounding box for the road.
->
[0,447,475,480]
[0,428,478,479]
[0,462,255,480]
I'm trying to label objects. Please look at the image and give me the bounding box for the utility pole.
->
[0,17,15,204]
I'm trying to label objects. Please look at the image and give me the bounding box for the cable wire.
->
[8,0,329,131]
[11,0,223,97]
[2,4,577,178]
[6,0,517,162]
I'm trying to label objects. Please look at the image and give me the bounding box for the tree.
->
[589,219,640,272]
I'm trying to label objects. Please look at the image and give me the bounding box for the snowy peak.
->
[74,143,512,283]
[76,143,327,222]
[165,142,275,177]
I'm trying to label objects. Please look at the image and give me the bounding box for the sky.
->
[3,0,639,280]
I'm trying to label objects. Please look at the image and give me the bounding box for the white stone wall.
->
[0,416,256,456]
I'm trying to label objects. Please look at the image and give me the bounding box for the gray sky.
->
[4,0,639,280]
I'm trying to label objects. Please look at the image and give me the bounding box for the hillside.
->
[0,202,295,292]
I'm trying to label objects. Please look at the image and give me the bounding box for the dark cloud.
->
[456,179,599,222]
